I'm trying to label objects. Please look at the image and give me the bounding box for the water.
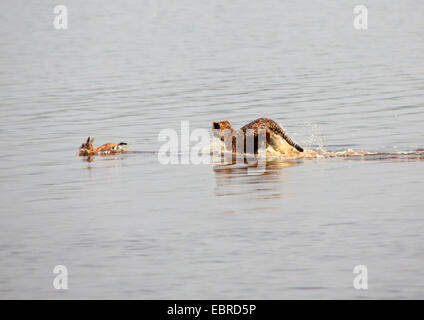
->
[0,0,423,299]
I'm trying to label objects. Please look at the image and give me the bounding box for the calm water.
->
[0,0,423,299]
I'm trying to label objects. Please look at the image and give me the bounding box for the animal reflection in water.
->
[81,156,126,164]
[212,155,299,198]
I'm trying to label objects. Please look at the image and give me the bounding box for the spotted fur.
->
[212,118,303,154]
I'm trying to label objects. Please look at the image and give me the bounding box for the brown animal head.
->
[212,120,234,141]
[79,137,95,156]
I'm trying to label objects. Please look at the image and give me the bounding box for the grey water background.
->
[0,0,423,299]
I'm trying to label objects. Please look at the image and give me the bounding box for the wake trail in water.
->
[208,137,424,161]
[286,148,424,160]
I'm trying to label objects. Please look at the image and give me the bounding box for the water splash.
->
[208,136,424,161]
[299,121,326,153]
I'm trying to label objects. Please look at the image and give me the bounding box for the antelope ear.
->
[90,137,95,144]
[213,122,220,129]
[86,137,91,143]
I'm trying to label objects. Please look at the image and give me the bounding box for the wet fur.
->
[212,118,303,155]
[79,137,129,156]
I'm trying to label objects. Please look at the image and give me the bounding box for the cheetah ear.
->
[213,122,220,129]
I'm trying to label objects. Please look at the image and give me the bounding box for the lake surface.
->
[0,0,423,299]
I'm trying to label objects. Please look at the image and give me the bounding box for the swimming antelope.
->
[78,137,129,156]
